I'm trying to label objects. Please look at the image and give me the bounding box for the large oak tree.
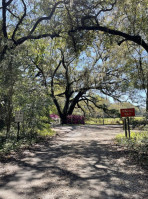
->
[30,38,125,123]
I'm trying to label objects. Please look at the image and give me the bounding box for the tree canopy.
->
[1,0,147,61]
[68,0,148,52]
[0,0,147,130]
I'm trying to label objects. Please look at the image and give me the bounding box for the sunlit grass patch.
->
[37,128,55,137]
[133,117,145,121]
[86,117,123,125]
[36,123,56,137]
[116,131,148,142]
[86,117,147,127]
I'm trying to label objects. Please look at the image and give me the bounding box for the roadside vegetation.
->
[86,117,123,125]
[0,123,56,159]
[85,117,145,125]
[1,116,147,156]
[115,130,148,168]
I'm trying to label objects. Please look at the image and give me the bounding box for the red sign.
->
[120,108,135,117]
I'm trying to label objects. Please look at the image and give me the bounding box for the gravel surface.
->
[0,125,148,199]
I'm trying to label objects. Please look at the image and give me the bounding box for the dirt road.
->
[0,125,147,199]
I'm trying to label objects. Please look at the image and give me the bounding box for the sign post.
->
[15,111,24,141]
[124,118,127,138]
[120,108,135,138]
[127,117,130,138]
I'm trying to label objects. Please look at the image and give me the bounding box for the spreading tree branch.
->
[6,0,14,6]
[2,0,8,38]
[16,33,60,45]
[32,59,47,87]
[12,0,27,42]
[29,1,63,36]
[6,8,20,19]
[51,60,63,116]
[77,103,85,116]
[69,25,148,52]
[96,0,117,16]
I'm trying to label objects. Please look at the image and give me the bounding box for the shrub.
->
[49,114,59,120]
[66,115,85,124]
[49,114,60,125]
[115,131,148,167]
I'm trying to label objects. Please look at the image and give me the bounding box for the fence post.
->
[103,117,104,125]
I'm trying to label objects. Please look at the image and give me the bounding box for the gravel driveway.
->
[0,125,147,199]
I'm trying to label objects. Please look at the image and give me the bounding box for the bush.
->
[49,114,60,125]
[66,115,85,124]
[49,114,59,120]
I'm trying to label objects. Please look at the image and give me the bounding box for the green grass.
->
[115,131,148,167]
[37,124,55,137]
[116,131,148,141]
[86,117,123,125]
[85,117,145,125]
[133,117,145,121]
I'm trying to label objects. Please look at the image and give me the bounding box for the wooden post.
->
[103,117,104,125]
[22,120,25,136]
[123,118,124,130]
[127,117,130,138]
[17,122,20,141]
[124,118,127,138]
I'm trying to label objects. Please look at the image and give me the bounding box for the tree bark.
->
[68,91,84,115]
[60,114,68,124]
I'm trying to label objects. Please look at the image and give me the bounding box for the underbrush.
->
[0,124,56,157]
[131,120,148,130]
[115,131,148,167]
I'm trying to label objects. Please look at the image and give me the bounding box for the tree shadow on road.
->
[0,131,148,199]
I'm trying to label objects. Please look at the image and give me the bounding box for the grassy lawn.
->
[85,117,123,125]
[133,117,145,121]
[85,117,145,125]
